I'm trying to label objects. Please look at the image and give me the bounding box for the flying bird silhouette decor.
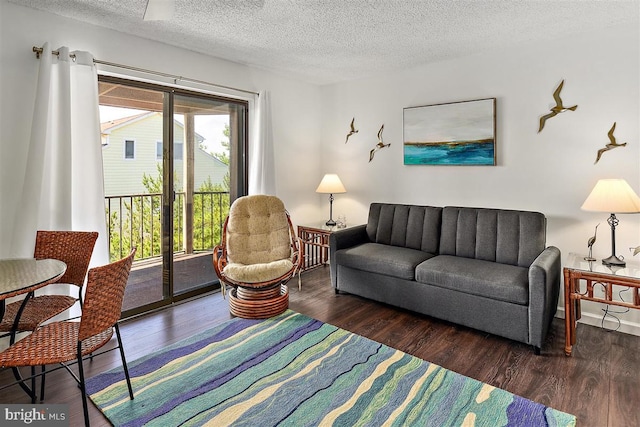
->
[585,223,599,261]
[594,122,627,164]
[538,80,578,133]
[344,117,358,143]
[631,246,640,257]
[369,124,390,162]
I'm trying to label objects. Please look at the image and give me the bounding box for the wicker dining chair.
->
[0,230,98,334]
[0,248,136,427]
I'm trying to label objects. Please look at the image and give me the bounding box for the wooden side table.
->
[297,223,349,272]
[563,252,640,356]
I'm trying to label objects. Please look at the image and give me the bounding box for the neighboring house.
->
[101,112,228,196]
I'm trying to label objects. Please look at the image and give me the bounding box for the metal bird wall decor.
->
[369,124,390,162]
[631,246,640,257]
[345,117,359,143]
[584,223,599,261]
[538,80,578,133]
[594,122,627,164]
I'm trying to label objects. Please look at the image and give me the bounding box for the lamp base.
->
[602,254,625,267]
[325,219,337,226]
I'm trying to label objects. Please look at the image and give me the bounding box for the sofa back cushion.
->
[366,203,442,253]
[440,206,546,267]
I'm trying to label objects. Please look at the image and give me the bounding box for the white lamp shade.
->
[315,174,346,194]
[581,179,640,213]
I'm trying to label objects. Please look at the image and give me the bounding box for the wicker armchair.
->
[213,195,302,319]
[0,248,136,427]
[0,230,98,334]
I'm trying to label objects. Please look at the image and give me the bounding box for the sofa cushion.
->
[336,243,435,280]
[366,203,442,253]
[439,207,546,268]
[415,255,529,305]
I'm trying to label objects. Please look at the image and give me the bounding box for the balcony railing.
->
[105,191,230,262]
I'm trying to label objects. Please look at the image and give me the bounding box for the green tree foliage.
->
[212,124,230,165]
[193,175,230,251]
[107,163,230,262]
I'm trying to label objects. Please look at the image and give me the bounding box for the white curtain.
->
[249,90,276,195]
[11,43,109,266]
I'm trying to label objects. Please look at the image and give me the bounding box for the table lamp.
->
[316,174,346,226]
[581,178,640,267]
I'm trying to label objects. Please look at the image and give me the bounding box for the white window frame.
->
[124,138,136,160]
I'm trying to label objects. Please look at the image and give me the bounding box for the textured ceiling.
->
[9,0,640,85]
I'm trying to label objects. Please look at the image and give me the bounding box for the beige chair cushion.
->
[223,259,295,283]
[227,195,292,265]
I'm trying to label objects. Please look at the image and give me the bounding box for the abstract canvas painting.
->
[403,98,496,165]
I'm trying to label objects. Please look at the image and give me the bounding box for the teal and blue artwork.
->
[403,98,496,166]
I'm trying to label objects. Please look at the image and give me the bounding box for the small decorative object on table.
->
[584,223,599,261]
[336,214,346,229]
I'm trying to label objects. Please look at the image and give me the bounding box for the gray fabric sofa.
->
[329,203,561,354]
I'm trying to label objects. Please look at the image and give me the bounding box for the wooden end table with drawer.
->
[563,252,640,356]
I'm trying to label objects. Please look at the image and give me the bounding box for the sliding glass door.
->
[98,76,248,316]
[171,94,247,297]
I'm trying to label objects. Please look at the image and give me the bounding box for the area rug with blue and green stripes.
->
[86,310,576,426]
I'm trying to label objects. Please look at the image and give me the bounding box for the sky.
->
[403,99,494,143]
[99,105,230,155]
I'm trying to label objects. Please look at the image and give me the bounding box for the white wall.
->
[320,23,640,335]
[2,0,640,336]
[0,0,323,257]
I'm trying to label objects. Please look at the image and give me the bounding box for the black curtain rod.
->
[32,46,259,97]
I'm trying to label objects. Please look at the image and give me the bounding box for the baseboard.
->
[556,306,640,337]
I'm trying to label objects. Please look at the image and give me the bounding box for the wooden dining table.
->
[0,258,67,400]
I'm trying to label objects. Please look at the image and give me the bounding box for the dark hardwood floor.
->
[1,267,638,426]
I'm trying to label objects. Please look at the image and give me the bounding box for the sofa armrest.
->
[528,246,562,348]
[329,224,368,288]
